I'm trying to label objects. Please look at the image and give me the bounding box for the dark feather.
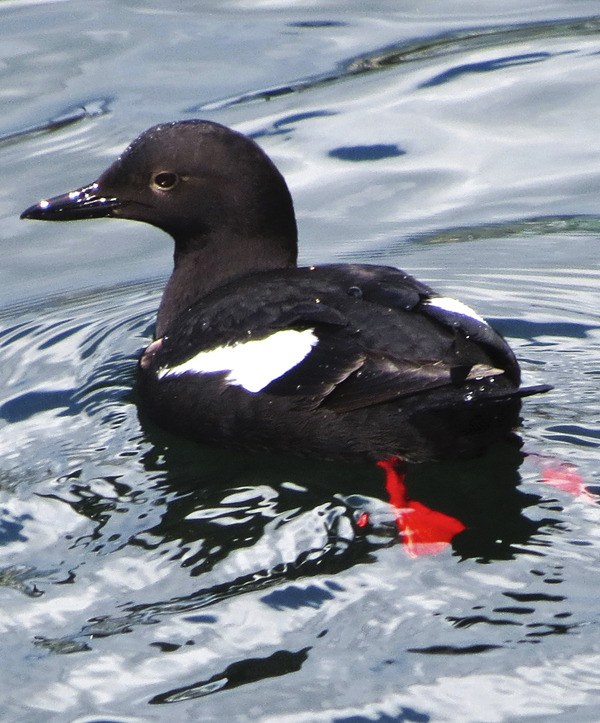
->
[154,265,523,416]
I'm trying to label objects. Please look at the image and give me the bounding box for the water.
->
[1,1,599,720]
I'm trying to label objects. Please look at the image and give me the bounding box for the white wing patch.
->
[425,296,487,324]
[157,328,319,393]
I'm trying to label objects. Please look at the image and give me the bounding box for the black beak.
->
[21,182,122,221]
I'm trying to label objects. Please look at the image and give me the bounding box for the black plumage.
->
[21,120,550,462]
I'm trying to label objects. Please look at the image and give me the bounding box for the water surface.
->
[1,1,599,720]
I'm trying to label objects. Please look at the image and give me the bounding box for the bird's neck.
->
[155,232,296,338]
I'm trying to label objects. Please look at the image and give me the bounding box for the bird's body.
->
[21,120,550,463]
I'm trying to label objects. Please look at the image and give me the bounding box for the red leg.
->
[377,456,466,557]
[377,456,409,508]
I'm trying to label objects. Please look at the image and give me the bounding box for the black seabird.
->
[21,120,550,464]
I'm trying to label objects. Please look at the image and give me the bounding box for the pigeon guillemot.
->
[21,120,550,463]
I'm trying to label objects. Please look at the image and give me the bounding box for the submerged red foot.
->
[376,457,466,557]
[525,453,596,502]
[539,461,596,502]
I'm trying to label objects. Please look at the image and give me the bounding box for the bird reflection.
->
[32,423,579,665]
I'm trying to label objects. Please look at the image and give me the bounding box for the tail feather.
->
[489,383,553,401]
[520,383,553,397]
[406,382,552,461]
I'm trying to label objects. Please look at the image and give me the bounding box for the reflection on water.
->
[1,0,600,719]
[0,271,597,717]
[0,99,111,147]
[194,16,600,111]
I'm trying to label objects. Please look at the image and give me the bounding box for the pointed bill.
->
[21,182,121,221]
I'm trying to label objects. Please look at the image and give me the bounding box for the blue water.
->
[1,1,599,720]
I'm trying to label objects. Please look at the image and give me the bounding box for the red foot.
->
[376,457,466,557]
[527,453,595,502]
[540,462,595,502]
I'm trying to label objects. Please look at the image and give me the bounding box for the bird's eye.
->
[151,172,179,191]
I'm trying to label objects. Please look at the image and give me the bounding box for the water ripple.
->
[191,16,600,111]
[0,98,111,147]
